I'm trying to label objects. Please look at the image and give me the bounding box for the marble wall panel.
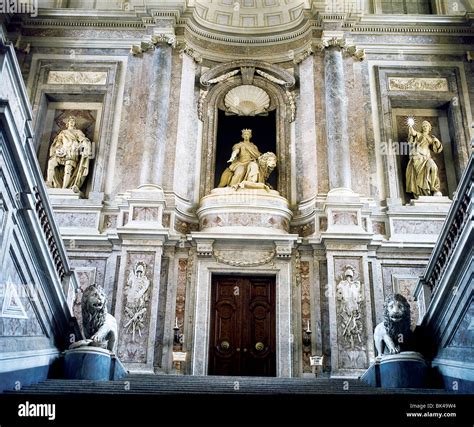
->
[0,254,44,337]
[381,265,425,304]
[333,258,367,370]
[117,252,156,364]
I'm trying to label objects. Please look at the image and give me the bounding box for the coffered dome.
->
[193,0,308,34]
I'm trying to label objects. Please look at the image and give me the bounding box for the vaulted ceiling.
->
[193,0,308,34]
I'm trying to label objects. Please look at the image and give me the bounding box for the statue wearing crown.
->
[217,128,277,191]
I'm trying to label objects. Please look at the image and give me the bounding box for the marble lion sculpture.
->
[70,285,118,353]
[233,152,277,191]
[374,293,411,357]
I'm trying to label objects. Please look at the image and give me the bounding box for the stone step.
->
[7,374,452,395]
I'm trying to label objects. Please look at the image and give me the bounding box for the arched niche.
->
[198,61,296,201]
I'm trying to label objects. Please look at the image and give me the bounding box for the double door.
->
[208,275,276,376]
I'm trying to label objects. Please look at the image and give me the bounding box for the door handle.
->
[220,341,230,350]
[255,342,265,351]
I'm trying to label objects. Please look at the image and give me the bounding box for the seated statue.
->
[217,128,277,191]
[406,120,443,198]
[69,285,117,353]
[374,294,412,356]
[46,116,93,193]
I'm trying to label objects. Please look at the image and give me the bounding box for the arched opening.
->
[214,110,278,190]
[198,61,296,201]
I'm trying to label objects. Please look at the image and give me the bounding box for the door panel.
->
[209,275,276,376]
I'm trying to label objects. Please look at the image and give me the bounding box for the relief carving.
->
[214,250,275,267]
[392,219,444,234]
[333,211,358,226]
[388,77,448,92]
[124,262,151,342]
[336,265,364,350]
[47,71,107,85]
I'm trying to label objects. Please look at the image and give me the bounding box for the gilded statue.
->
[217,128,277,191]
[46,116,93,193]
[406,120,443,198]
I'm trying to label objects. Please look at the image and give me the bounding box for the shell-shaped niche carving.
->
[224,85,270,116]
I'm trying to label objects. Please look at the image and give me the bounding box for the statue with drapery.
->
[217,128,277,191]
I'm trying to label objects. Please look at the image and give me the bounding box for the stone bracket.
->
[196,240,214,257]
[275,241,293,259]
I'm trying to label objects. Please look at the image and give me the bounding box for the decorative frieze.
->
[392,219,444,234]
[54,212,97,228]
[47,71,107,85]
[388,77,449,92]
[214,250,275,267]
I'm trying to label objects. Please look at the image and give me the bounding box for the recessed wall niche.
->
[374,65,471,205]
[37,101,103,198]
[392,108,457,203]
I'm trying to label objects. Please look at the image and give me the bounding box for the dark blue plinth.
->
[361,351,428,388]
[64,347,126,380]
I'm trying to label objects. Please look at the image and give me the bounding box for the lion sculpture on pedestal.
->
[233,151,277,191]
[374,293,411,356]
[70,285,118,353]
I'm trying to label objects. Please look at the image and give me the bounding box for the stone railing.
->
[414,148,473,320]
[0,25,77,314]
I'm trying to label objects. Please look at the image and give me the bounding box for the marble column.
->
[324,46,351,190]
[140,44,172,186]
[173,53,198,201]
[295,55,318,201]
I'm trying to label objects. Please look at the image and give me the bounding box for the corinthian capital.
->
[315,32,365,61]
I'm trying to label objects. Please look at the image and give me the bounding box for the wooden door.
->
[208,275,276,376]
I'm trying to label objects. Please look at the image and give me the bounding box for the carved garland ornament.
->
[214,250,275,267]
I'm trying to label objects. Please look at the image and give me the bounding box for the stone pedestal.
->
[409,195,452,207]
[47,188,81,200]
[64,347,126,380]
[322,188,368,236]
[360,351,428,388]
[197,188,292,234]
[310,188,374,377]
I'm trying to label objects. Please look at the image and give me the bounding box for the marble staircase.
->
[6,374,452,395]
